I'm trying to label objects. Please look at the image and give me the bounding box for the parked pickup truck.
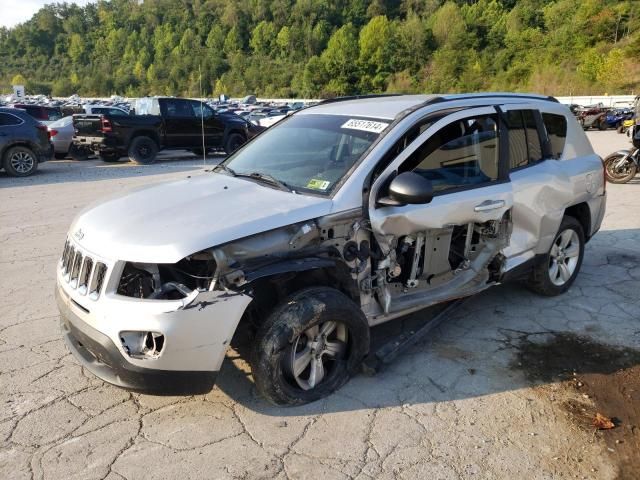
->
[72,96,259,163]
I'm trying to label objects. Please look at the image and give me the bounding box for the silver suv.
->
[56,93,606,405]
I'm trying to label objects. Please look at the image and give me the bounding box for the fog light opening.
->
[120,331,165,359]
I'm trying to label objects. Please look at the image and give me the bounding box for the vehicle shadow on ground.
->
[213,227,640,418]
[0,154,225,188]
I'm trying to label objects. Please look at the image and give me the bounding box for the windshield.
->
[223,114,388,194]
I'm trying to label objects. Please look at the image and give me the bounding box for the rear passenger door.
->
[499,104,571,269]
[160,99,200,148]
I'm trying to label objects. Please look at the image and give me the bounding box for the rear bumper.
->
[74,135,120,153]
[56,287,218,394]
[37,143,53,162]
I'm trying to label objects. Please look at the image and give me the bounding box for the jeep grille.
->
[60,239,108,299]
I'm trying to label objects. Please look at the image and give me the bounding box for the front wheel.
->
[604,153,637,184]
[527,216,584,297]
[128,136,158,164]
[250,287,370,406]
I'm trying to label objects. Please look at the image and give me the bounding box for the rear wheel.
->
[527,216,584,297]
[224,133,245,155]
[128,136,158,164]
[604,153,638,184]
[250,287,370,406]
[3,146,38,177]
[99,153,121,163]
[69,144,90,161]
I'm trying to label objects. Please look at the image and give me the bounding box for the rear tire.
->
[604,153,638,184]
[3,146,38,177]
[527,216,584,297]
[250,287,370,406]
[99,153,120,163]
[69,144,90,161]
[128,136,158,164]
[224,133,245,155]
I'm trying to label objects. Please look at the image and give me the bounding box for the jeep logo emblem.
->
[74,229,85,241]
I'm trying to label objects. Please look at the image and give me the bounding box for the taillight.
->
[100,115,112,133]
[602,157,607,193]
[36,124,49,138]
[49,129,58,138]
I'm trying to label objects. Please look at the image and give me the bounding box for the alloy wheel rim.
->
[285,321,348,391]
[10,151,35,174]
[606,158,633,178]
[548,229,580,286]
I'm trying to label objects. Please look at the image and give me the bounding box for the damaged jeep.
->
[56,93,606,405]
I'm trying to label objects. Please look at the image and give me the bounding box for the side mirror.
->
[378,171,434,206]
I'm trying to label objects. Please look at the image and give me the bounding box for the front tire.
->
[224,133,245,155]
[527,216,584,296]
[128,136,158,164]
[3,146,38,177]
[604,153,637,183]
[251,287,370,406]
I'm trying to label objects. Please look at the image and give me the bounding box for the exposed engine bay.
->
[115,209,511,325]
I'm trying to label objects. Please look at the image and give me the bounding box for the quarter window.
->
[400,114,499,193]
[0,113,22,126]
[506,110,543,170]
[542,113,568,159]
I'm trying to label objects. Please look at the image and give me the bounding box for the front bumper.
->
[56,241,253,394]
[57,287,218,394]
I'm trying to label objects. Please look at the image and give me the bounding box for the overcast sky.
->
[1,0,94,29]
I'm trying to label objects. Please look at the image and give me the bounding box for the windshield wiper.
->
[212,163,237,176]
[234,171,292,192]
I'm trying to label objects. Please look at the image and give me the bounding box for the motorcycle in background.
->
[604,124,640,183]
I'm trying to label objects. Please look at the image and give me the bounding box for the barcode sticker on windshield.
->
[341,119,389,134]
[307,179,331,190]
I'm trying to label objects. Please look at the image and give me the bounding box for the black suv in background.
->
[73,97,261,164]
[0,108,53,176]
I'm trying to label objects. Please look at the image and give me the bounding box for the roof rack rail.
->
[319,94,404,104]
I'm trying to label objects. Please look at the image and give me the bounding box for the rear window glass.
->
[46,108,63,121]
[542,113,568,159]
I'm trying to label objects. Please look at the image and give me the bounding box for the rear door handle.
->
[474,200,505,212]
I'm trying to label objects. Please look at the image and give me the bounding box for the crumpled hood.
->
[70,172,333,263]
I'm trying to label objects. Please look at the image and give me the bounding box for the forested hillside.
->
[1,0,639,98]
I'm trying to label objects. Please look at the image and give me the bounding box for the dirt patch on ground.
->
[513,332,640,480]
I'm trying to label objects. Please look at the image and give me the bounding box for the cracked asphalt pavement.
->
[1,132,639,479]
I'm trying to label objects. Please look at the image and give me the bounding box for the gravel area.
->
[1,130,638,479]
